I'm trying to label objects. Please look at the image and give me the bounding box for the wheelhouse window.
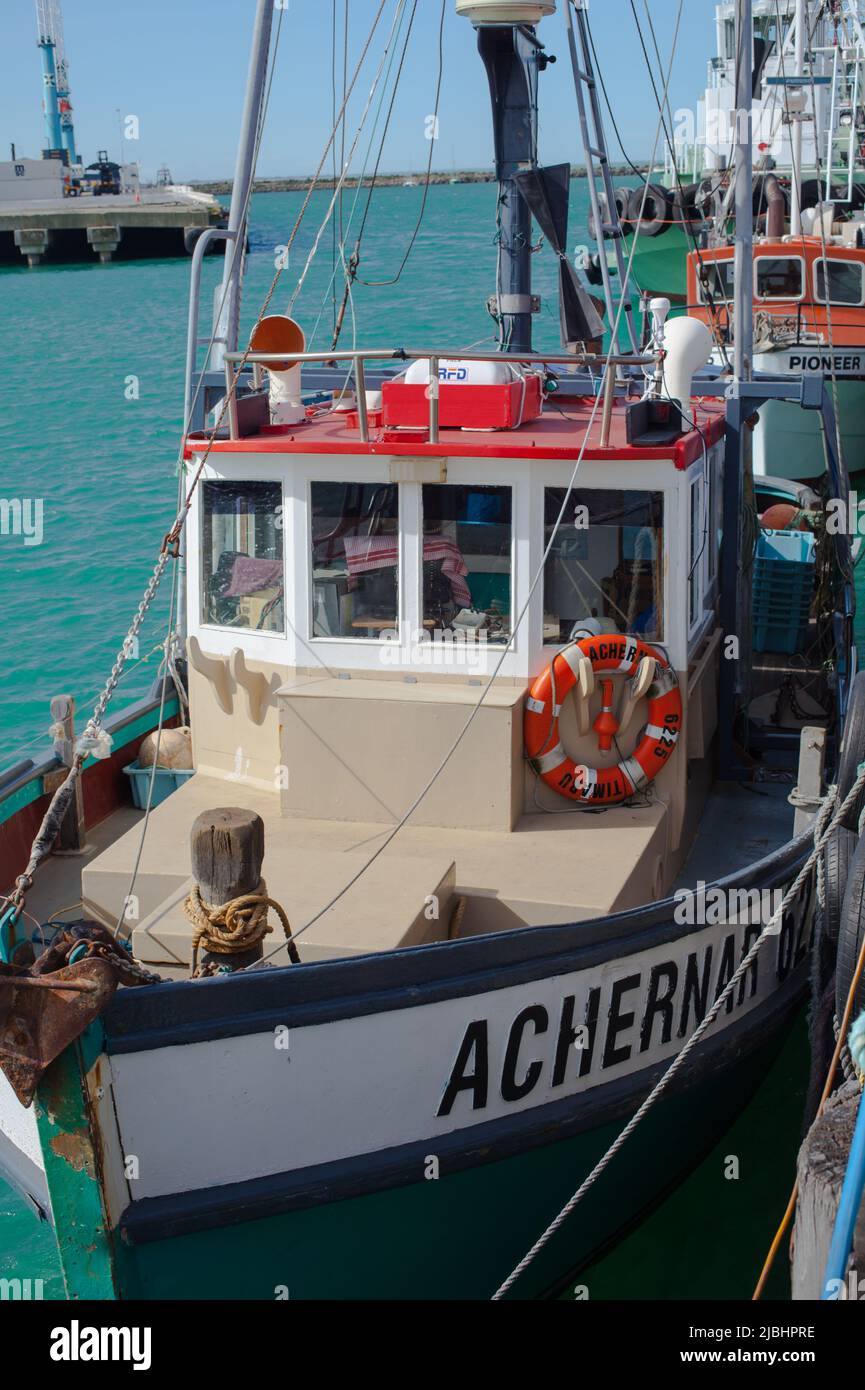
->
[310,482,399,638]
[815,258,864,305]
[697,258,735,303]
[201,481,283,632]
[755,257,803,300]
[543,489,664,644]
[421,484,512,644]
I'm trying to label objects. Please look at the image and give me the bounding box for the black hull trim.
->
[105,832,811,1053]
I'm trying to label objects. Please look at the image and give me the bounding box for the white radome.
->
[455,0,556,25]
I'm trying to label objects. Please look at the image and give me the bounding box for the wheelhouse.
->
[688,238,865,346]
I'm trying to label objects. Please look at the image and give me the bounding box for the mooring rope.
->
[183,878,300,975]
[491,769,863,1300]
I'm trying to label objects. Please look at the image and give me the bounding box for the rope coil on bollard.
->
[183,878,300,976]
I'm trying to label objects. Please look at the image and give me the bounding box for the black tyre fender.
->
[836,671,865,829]
[672,181,700,229]
[626,183,671,238]
[612,186,633,236]
[822,826,857,944]
[836,832,865,1019]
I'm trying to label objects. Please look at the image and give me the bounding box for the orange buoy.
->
[524,634,682,805]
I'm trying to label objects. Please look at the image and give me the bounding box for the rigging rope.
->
[493,768,863,1300]
[6,0,392,920]
[354,0,447,287]
[248,0,685,971]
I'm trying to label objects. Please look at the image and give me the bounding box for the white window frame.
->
[696,257,735,305]
[307,477,402,646]
[754,253,806,302]
[538,480,667,653]
[418,479,516,653]
[812,256,865,307]
[196,474,287,644]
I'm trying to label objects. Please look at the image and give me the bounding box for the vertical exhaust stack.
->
[250,315,306,426]
[458,1,556,354]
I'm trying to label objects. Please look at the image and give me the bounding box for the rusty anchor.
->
[0,921,161,1108]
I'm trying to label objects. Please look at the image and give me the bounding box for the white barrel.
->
[404,357,516,386]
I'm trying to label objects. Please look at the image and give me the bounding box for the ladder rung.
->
[601,225,624,239]
[575,67,594,85]
[588,146,606,160]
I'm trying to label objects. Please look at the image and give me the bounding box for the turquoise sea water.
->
[0,183,850,1297]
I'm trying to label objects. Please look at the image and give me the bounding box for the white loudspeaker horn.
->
[250,315,306,426]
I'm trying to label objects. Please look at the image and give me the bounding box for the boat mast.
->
[213,0,274,369]
[734,0,754,382]
[476,24,542,354]
[791,0,806,236]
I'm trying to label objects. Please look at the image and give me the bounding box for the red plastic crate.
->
[382,373,543,431]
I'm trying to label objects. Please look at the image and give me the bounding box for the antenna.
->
[35,0,79,165]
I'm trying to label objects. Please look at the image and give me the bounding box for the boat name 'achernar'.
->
[437,895,810,1117]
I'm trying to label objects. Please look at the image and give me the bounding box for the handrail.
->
[221,347,655,442]
[184,228,237,432]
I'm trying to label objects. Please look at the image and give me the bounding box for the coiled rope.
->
[183,878,300,976]
[491,766,864,1300]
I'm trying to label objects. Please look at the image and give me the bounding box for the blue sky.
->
[1,1,712,181]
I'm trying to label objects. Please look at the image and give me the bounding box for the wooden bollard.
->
[48,694,86,854]
[791,1079,865,1300]
[190,807,265,974]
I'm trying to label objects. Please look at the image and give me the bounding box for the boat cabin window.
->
[755,256,804,300]
[201,481,284,632]
[421,484,512,644]
[542,488,664,644]
[310,482,399,639]
[697,259,735,304]
[815,258,865,306]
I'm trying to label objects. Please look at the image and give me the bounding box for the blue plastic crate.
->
[751,530,815,654]
[123,761,195,809]
[753,620,809,655]
[755,529,817,565]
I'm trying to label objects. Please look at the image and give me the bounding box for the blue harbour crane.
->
[35,0,79,166]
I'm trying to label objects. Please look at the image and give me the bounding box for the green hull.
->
[623,225,691,301]
[753,377,865,481]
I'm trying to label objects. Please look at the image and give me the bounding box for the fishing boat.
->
[581,0,865,483]
[689,232,865,478]
[0,0,861,1303]
[608,0,865,305]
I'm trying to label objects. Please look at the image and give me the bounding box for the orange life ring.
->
[524,634,682,805]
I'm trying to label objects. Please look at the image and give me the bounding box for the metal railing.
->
[220,348,655,447]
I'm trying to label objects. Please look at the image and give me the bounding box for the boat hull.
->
[752,349,865,481]
[110,987,800,1301]
[33,831,815,1301]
